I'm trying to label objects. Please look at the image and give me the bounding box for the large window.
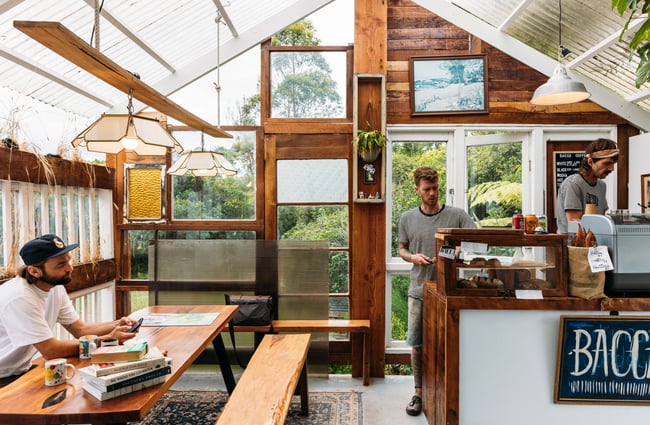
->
[465,131,524,226]
[276,159,349,325]
[270,50,347,119]
[385,125,617,349]
[170,130,256,220]
[387,137,448,344]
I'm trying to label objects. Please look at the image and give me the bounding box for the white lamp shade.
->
[168,151,237,177]
[530,64,591,105]
[71,114,183,155]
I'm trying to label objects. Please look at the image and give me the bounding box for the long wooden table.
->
[0,304,237,425]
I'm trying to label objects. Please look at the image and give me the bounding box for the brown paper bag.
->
[567,246,606,299]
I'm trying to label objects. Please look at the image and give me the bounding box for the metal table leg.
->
[212,333,236,394]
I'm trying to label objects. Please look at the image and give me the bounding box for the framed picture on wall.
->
[642,173,650,210]
[410,55,488,115]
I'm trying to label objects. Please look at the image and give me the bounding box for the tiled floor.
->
[172,367,428,425]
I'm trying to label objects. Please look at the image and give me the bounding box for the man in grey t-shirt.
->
[556,139,619,234]
[398,167,475,416]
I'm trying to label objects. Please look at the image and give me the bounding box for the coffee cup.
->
[79,335,98,359]
[44,358,75,386]
[585,203,598,215]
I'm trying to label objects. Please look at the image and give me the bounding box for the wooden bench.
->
[216,333,311,425]
[271,319,371,386]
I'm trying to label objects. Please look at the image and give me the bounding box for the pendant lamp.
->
[530,0,591,105]
[72,89,183,156]
[167,12,236,177]
[167,132,236,176]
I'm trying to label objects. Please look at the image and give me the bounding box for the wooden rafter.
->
[14,20,232,139]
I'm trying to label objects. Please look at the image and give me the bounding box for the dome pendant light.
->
[530,0,590,106]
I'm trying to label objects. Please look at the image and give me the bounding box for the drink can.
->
[536,214,547,233]
[512,214,524,230]
[524,214,538,234]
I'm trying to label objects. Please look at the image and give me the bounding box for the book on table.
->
[82,365,172,393]
[82,375,167,401]
[79,356,173,388]
[90,340,148,363]
[83,346,166,377]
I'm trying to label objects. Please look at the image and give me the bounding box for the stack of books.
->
[80,346,172,401]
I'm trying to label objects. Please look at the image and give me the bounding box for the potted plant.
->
[353,121,386,162]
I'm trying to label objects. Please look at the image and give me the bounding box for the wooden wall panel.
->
[386,0,628,126]
[0,148,114,189]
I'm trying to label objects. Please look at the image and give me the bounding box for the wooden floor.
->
[172,366,428,425]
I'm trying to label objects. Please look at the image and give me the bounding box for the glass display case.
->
[435,228,568,297]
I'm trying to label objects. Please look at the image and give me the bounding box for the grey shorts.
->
[406,296,423,347]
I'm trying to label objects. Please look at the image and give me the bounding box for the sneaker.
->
[405,395,422,416]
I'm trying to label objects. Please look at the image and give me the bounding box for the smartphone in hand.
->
[127,317,144,333]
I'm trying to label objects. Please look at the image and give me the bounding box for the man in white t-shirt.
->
[0,234,139,386]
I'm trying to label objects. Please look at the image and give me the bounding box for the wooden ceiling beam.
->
[14,20,231,139]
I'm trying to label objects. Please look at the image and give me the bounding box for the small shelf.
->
[353,198,385,204]
[353,73,386,202]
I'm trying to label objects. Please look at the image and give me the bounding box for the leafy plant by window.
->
[353,122,386,154]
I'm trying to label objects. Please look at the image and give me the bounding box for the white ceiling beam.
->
[82,0,175,73]
[213,0,238,37]
[567,17,646,69]
[0,45,112,107]
[413,0,650,132]
[625,89,650,103]
[498,0,534,32]
[110,0,334,113]
[0,0,23,14]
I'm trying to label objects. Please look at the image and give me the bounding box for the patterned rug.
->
[133,390,362,425]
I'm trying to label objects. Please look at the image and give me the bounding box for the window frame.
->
[384,124,618,349]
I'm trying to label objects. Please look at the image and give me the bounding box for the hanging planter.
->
[353,121,386,163]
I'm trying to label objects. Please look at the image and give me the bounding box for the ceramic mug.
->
[79,334,98,359]
[44,358,75,386]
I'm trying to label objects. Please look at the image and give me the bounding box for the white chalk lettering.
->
[570,328,650,380]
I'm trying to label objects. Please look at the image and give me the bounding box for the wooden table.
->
[0,304,237,425]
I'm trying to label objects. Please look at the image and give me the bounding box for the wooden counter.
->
[422,281,650,425]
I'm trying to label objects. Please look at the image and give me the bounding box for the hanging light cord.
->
[215,13,223,127]
[126,88,134,116]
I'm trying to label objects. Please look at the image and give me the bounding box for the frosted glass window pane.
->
[277,159,347,203]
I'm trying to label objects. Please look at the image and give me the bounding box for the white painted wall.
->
[629,133,650,213]
[460,310,650,425]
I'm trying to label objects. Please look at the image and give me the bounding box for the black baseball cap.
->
[19,234,79,265]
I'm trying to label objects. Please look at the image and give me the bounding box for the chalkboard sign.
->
[554,151,585,199]
[555,315,650,404]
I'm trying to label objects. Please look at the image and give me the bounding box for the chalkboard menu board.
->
[553,151,585,199]
[555,315,650,404]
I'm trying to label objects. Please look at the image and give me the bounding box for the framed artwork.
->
[410,55,488,115]
[363,163,376,185]
[642,173,650,210]
[555,315,650,405]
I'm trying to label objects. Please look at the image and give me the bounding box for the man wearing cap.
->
[0,234,139,386]
[556,138,619,234]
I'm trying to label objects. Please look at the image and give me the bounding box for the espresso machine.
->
[580,213,650,294]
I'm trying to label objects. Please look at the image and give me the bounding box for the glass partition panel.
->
[148,239,329,372]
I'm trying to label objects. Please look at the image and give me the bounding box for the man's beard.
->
[39,271,72,286]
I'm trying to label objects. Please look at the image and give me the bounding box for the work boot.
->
[405,395,422,416]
